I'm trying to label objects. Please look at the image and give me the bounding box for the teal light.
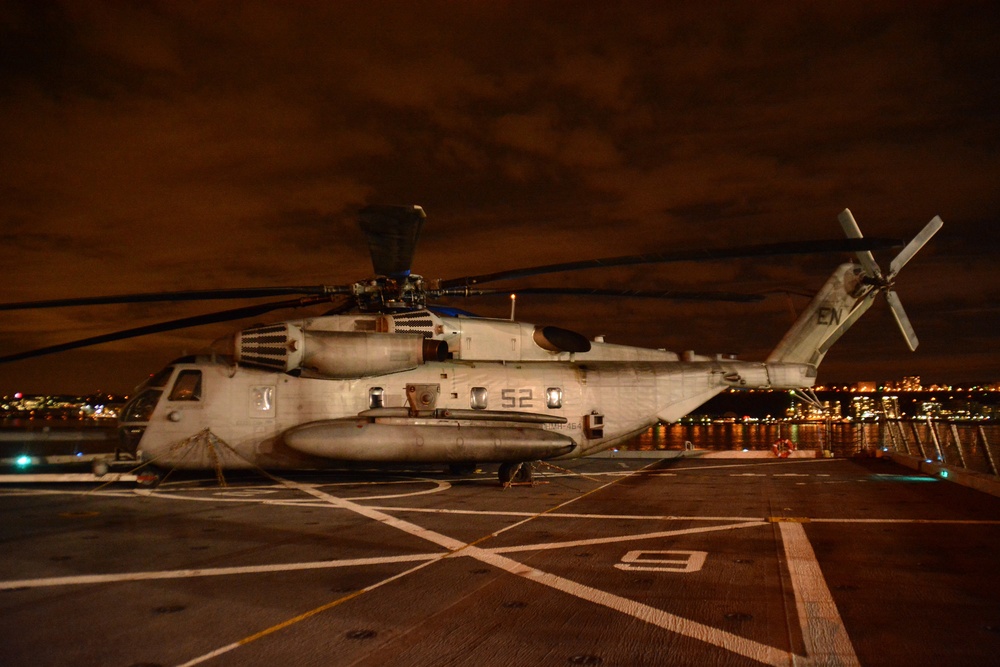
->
[15,455,31,468]
[940,470,949,479]
[871,474,938,483]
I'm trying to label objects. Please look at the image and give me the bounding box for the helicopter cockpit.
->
[118,358,205,453]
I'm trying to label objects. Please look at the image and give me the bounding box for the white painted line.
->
[490,520,766,554]
[0,553,440,591]
[156,477,453,502]
[0,473,137,483]
[779,521,861,667]
[809,518,1000,525]
[681,459,842,472]
[269,478,469,551]
[369,506,768,522]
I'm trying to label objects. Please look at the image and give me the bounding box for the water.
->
[621,422,1000,469]
[624,422,857,455]
[0,420,119,459]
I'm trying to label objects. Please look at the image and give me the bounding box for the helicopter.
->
[1,206,941,484]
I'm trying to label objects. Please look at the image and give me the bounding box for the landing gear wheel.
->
[498,462,517,485]
[136,467,162,488]
[498,462,534,486]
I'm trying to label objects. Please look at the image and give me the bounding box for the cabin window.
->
[250,386,275,416]
[470,386,488,410]
[168,370,202,401]
[369,387,385,409]
[546,387,563,409]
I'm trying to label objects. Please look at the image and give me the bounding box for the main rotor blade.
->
[889,215,943,278]
[358,204,426,278]
[437,238,901,288]
[434,286,764,302]
[0,295,337,364]
[0,286,352,312]
[837,209,884,280]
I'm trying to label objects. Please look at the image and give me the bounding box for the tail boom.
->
[766,263,876,369]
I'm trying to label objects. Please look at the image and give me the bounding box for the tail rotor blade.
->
[889,215,943,277]
[885,290,919,351]
[838,208,883,279]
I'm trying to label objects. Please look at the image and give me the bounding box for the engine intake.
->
[532,325,592,353]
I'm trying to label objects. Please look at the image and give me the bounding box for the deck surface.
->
[2,456,1000,666]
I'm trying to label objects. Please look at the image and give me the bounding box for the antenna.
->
[510,293,517,321]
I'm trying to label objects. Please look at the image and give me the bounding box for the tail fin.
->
[767,209,942,367]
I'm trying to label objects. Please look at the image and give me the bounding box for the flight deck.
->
[2,455,999,666]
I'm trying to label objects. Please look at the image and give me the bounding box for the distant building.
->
[881,395,901,419]
[885,376,922,391]
[851,396,880,420]
[786,399,842,421]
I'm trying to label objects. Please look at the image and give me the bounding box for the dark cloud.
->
[2,1,999,393]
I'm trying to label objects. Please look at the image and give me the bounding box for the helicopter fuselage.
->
[120,310,817,471]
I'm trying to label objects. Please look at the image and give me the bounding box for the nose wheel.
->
[136,465,163,488]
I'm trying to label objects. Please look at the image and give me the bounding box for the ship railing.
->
[877,420,999,477]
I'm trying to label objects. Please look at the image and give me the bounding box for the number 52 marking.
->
[501,388,533,408]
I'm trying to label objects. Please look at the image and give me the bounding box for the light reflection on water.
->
[625,422,868,455]
[622,422,1000,462]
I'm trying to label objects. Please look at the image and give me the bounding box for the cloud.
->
[1,1,999,392]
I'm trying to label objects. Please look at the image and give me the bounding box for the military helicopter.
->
[1,206,941,484]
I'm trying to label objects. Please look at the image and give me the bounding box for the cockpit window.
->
[121,389,161,423]
[168,370,202,401]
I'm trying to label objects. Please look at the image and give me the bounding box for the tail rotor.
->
[837,208,943,351]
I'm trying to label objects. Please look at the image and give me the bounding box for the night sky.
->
[2,2,999,395]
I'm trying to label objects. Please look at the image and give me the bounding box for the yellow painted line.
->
[768,516,811,522]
